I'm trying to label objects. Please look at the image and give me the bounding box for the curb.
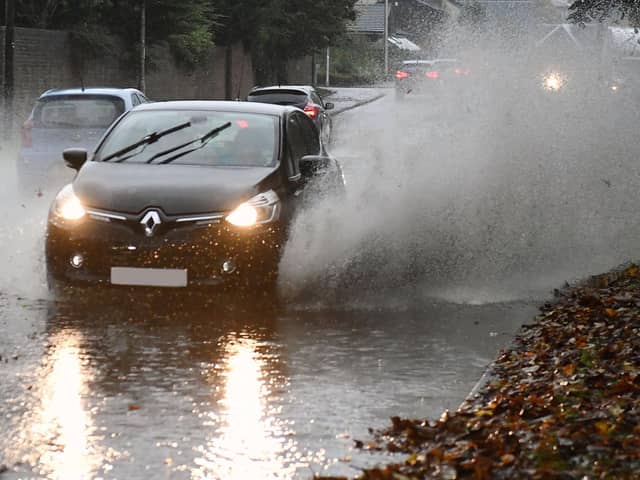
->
[331,92,386,116]
[458,360,498,411]
[457,260,638,412]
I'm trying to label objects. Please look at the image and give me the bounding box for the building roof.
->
[348,3,386,34]
[388,35,421,51]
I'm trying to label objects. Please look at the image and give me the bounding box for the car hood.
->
[73,161,280,215]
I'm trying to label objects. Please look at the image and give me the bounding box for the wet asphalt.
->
[0,91,542,479]
[0,290,538,479]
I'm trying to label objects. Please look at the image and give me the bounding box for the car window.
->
[247,90,308,106]
[287,115,311,176]
[131,94,141,107]
[296,113,321,153]
[97,110,279,167]
[310,91,323,107]
[136,93,148,104]
[34,95,125,129]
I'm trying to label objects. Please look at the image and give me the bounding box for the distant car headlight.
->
[542,71,566,92]
[51,184,86,221]
[226,190,279,227]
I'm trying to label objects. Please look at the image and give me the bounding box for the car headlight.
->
[51,184,86,221]
[226,190,279,227]
[542,72,566,92]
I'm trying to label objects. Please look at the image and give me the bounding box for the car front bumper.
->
[45,214,285,289]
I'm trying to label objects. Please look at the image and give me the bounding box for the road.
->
[1,89,593,479]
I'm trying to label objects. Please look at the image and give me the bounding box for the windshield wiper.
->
[146,122,232,165]
[101,121,192,162]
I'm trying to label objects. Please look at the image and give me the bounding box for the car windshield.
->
[247,90,308,106]
[33,95,125,129]
[97,110,279,167]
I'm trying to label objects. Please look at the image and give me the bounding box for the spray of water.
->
[2,21,639,306]
[0,136,56,299]
[280,22,640,305]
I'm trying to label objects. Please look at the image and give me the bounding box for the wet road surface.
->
[0,290,537,479]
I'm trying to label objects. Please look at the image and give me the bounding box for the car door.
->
[284,112,317,217]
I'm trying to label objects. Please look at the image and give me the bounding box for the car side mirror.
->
[324,102,334,111]
[63,148,88,170]
[300,155,332,178]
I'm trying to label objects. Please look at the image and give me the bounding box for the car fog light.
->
[222,259,236,274]
[70,254,84,269]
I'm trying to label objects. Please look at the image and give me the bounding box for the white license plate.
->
[110,267,188,287]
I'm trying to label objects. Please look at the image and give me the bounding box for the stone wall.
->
[1,26,313,132]
[0,27,262,128]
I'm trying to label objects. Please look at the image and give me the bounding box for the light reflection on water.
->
[23,330,104,480]
[0,292,536,479]
[192,335,299,479]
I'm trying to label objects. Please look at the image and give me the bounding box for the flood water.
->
[0,288,537,479]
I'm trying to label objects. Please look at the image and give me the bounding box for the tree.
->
[213,0,263,98]
[15,0,105,29]
[14,0,216,68]
[255,0,357,84]
[213,0,357,85]
[458,0,486,29]
[104,0,216,68]
[568,0,640,26]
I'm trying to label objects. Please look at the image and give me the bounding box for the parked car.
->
[18,87,149,192]
[247,85,334,145]
[394,59,471,100]
[45,101,345,292]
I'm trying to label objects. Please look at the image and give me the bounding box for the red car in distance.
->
[394,59,471,100]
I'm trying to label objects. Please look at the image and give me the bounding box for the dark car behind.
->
[247,86,334,145]
[394,59,471,100]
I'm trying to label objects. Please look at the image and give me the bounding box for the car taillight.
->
[425,70,440,79]
[304,102,320,119]
[21,120,33,148]
[395,70,410,79]
[455,68,462,76]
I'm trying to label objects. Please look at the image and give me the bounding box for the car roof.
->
[249,85,314,94]
[133,100,296,116]
[40,87,143,98]
[402,58,458,64]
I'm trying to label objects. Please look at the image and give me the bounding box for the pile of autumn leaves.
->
[337,266,640,479]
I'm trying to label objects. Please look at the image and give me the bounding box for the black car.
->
[394,59,471,100]
[45,101,344,291]
[247,85,334,145]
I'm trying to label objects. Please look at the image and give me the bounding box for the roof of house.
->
[348,3,386,34]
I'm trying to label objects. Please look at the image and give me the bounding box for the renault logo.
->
[140,210,162,237]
